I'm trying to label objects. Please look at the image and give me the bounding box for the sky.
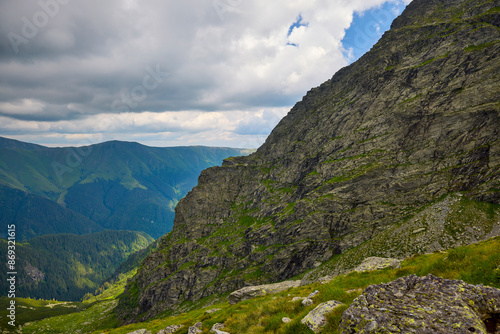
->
[0,0,411,148]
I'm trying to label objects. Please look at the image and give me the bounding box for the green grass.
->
[412,52,450,68]
[464,40,498,52]
[19,237,500,334]
[0,297,85,331]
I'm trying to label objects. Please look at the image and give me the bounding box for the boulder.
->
[301,300,343,332]
[187,322,202,334]
[157,325,182,334]
[302,298,313,306]
[282,317,291,323]
[127,330,151,334]
[210,323,230,334]
[353,257,401,273]
[340,274,500,333]
[228,280,301,304]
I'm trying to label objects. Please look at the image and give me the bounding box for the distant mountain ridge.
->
[0,137,249,239]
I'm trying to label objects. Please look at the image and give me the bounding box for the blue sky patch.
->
[342,1,408,63]
[287,14,309,37]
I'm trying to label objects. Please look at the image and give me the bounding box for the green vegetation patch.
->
[464,40,498,52]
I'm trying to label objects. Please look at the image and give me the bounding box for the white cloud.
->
[0,0,410,147]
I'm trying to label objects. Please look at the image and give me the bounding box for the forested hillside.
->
[0,137,249,239]
[0,230,153,301]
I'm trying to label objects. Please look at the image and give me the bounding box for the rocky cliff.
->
[118,0,500,322]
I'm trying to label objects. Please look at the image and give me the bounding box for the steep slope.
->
[0,230,153,301]
[118,0,500,322]
[0,138,249,239]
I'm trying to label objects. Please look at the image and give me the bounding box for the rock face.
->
[228,280,301,304]
[339,274,500,334]
[117,0,500,322]
[353,257,401,273]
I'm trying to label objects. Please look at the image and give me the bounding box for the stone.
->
[301,300,343,332]
[212,330,230,334]
[210,323,230,334]
[308,290,319,298]
[187,322,202,334]
[127,330,151,334]
[205,308,221,314]
[318,276,333,284]
[228,281,301,304]
[301,298,313,306]
[353,257,401,273]
[282,317,291,323]
[157,324,182,334]
[339,274,500,334]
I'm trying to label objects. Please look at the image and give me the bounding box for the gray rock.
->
[127,330,151,334]
[308,290,319,298]
[282,317,291,323]
[211,330,230,334]
[301,300,343,332]
[157,324,182,334]
[301,298,313,306]
[228,281,301,304]
[317,276,333,284]
[205,308,221,314]
[340,274,500,334]
[187,322,202,334]
[353,257,401,273]
[210,323,230,334]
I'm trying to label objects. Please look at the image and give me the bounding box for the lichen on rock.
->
[339,274,500,334]
[228,280,301,304]
[301,300,343,332]
[353,257,401,273]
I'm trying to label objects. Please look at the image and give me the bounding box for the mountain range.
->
[0,137,250,240]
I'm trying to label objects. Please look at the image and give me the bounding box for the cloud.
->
[0,0,411,147]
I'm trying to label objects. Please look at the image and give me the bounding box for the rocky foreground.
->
[123,274,500,334]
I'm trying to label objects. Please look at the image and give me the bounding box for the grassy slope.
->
[18,236,500,334]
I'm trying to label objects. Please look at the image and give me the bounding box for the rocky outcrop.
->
[157,325,182,334]
[187,322,202,334]
[228,280,301,304]
[117,0,500,322]
[340,274,500,334]
[23,262,45,283]
[353,257,401,273]
[301,300,344,332]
